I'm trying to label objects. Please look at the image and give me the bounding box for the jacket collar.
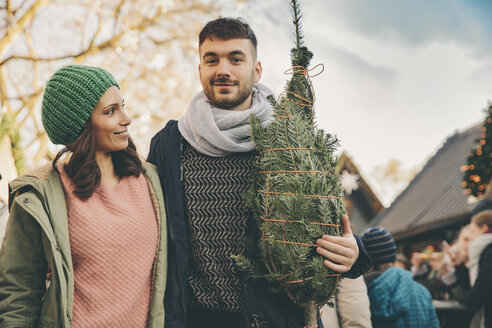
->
[9,163,58,208]
[9,161,157,206]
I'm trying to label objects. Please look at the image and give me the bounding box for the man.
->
[362,227,439,328]
[148,17,371,328]
[455,210,492,328]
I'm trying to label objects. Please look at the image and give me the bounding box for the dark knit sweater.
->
[182,144,256,312]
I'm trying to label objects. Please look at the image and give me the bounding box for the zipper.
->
[165,136,187,320]
[177,139,187,319]
[144,173,161,324]
[166,207,187,318]
[15,189,70,327]
[252,314,260,328]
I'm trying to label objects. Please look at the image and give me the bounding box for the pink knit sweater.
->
[59,166,159,327]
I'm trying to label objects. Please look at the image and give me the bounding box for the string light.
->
[463,104,491,197]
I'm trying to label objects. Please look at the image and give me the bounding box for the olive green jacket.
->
[0,162,167,327]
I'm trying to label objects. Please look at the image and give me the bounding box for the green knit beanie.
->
[41,65,119,145]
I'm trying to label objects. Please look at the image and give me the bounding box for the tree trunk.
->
[0,135,18,204]
[303,301,319,328]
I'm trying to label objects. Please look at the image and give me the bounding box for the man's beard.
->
[203,74,255,109]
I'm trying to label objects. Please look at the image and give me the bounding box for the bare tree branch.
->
[0,68,14,114]
[4,89,43,101]
[112,0,126,32]
[24,29,40,89]
[0,0,48,59]
[1,0,233,168]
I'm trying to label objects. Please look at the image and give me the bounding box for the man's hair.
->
[199,17,257,53]
[471,209,492,228]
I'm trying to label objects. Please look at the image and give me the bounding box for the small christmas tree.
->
[235,1,346,326]
[462,104,492,198]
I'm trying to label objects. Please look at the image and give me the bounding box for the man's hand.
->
[316,215,359,273]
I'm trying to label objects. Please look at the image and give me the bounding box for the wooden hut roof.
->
[370,123,483,241]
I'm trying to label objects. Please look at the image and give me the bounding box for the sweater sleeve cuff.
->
[342,235,372,279]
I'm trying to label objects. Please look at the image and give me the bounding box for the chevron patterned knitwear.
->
[182,144,256,312]
[58,165,158,327]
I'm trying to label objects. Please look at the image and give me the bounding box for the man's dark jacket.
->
[456,242,492,328]
[147,120,372,328]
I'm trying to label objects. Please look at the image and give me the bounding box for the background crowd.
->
[321,209,492,328]
[0,1,491,327]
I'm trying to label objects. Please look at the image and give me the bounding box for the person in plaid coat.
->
[362,227,440,328]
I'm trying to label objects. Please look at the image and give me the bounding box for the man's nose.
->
[216,60,231,77]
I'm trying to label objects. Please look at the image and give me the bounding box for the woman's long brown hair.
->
[53,119,142,200]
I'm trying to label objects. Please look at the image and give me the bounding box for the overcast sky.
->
[222,0,492,204]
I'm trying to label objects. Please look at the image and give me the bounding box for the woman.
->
[0,65,167,327]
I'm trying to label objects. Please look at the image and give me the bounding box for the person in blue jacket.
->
[147,17,371,328]
[362,227,440,328]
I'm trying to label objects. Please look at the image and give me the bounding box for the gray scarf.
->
[178,83,274,157]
